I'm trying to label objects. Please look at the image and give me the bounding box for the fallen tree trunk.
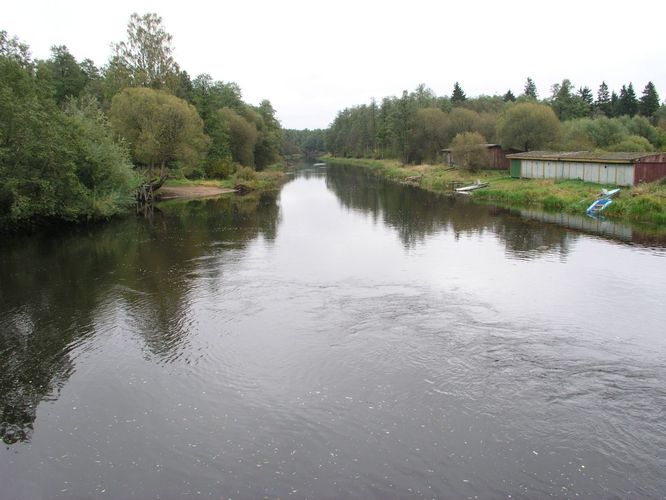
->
[137,174,168,204]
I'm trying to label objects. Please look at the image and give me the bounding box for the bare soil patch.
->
[158,185,235,199]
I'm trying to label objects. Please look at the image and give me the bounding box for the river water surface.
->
[1,164,665,498]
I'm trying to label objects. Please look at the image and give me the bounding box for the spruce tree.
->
[451,82,466,104]
[619,83,638,116]
[523,77,537,99]
[610,91,619,117]
[595,81,611,116]
[639,81,660,118]
[503,90,516,102]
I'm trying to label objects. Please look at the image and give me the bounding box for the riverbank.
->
[160,165,288,199]
[321,156,666,226]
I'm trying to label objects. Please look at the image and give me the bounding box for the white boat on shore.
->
[455,180,489,193]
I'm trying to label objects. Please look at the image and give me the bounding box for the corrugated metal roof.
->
[441,144,502,152]
[505,151,657,163]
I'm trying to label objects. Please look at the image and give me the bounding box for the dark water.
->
[1,164,665,499]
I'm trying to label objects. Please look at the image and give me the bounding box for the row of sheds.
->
[506,151,666,186]
[442,145,666,186]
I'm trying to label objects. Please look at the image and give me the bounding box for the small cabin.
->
[506,151,666,186]
[442,144,521,170]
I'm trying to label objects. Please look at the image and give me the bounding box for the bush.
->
[450,132,487,172]
[235,166,257,181]
[606,135,654,152]
[205,158,234,179]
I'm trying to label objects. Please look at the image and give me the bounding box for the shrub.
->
[450,132,487,172]
[235,166,257,181]
[206,158,234,179]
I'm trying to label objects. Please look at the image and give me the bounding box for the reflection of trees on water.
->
[0,192,280,444]
[326,164,574,257]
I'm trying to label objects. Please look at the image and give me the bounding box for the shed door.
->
[510,159,521,178]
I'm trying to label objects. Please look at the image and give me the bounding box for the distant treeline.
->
[0,13,283,229]
[320,79,666,164]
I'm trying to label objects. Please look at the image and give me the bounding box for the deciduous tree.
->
[497,102,561,151]
[109,87,209,178]
[450,132,487,172]
[111,13,179,90]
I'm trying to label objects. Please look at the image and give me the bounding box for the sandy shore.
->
[158,185,235,199]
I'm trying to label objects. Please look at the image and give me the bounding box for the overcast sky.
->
[4,0,666,129]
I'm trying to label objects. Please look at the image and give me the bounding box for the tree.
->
[610,91,620,117]
[446,107,482,144]
[111,12,179,90]
[1,56,136,226]
[639,81,660,119]
[407,108,449,163]
[550,79,590,120]
[450,132,487,172]
[497,102,561,151]
[43,45,88,105]
[109,87,209,178]
[503,90,516,102]
[218,107,258,166]
[523,77,537,99]
[0,30,31,67]
[595,81,611,117]
[618,83,638,116]
[578,86,593,106]
[451,82,466,104]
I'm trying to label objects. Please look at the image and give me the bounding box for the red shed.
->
[634,153,666,184]
[442,144,522,170]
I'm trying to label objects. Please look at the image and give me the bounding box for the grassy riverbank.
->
[321,156,666,226]
[162,164,287,197]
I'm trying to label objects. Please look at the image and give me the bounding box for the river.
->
[1,163,665,498]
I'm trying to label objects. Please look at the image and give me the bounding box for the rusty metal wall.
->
[634,159,666,184]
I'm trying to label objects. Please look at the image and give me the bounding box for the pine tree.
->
[503,90,516,102]
[451,82,466,104]
[523,77,537,99]
[595,81,611,116]
[639,81,660,118]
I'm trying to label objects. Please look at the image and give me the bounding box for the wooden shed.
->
[442,144,521,170]
[506,151,666,186]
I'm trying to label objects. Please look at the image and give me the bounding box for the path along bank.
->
[321,157,666,226]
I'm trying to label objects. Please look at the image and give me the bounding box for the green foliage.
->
[0,31,31,67]
[451,82,466,104]
[605,135,654,152]
[523,77,538,99]
[0,56,136,228]
[254,99,282,170]
[549,79,591,120]
[503,90,516,102]
[42,45,88,105]
[618,83,638,117]
[109,87,209,176]
[205,157,234,179]
[594,81,612,117]
[111,12,179,90]
[449,132,487,172]
[282,129,326,158]
[498,102,561,151]
[407,108,449,163]
[218,107,258,167]
[235,166,257,181]
[639,82,660,119]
